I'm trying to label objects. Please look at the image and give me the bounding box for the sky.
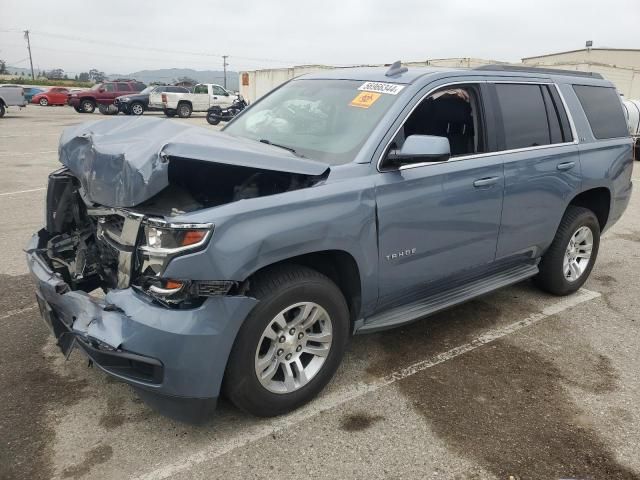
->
[1,0,638,75]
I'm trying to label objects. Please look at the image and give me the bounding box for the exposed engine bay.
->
[41,158,324,306]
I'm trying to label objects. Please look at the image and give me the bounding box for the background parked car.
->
[68,80,146,113]
[32,87,70,106]
[156,83,237,118]
[0,85,27,117]
[115,85,189,115]
[23,87,44,103]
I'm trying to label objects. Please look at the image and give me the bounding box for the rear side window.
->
[116,83,130,91]
[573,85,628,139]
[495,84,552,149]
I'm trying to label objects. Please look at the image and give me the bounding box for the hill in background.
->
[5,66,240,90]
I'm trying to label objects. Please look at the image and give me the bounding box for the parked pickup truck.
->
[152,83,238,118]
[0,85,27,117]
[26,63,633,422]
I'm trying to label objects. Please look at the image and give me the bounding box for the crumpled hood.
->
[59,116,329,207]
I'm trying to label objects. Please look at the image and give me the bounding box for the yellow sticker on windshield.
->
[350,91,381,109]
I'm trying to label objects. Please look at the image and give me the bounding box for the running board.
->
[357,263,539,334]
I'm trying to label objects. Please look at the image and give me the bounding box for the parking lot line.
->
[0,187,46,197]
[133,288,601,480]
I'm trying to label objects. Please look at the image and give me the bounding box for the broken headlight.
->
[141,221,213,255]
[135,220,217,305]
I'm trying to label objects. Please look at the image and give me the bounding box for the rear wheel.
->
[177,102,192,118]
[74,106,83,113]
[224,265,350,417]
[0,103,5,118]
[130,102,144,115]
[80,99,95,113]
[39,97,49,106]
[534,206,600,295]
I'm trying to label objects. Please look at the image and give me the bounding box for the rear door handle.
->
[557,161,576,171]
[473,176,500,188]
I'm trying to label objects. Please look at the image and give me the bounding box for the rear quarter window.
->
[573,85,628,139]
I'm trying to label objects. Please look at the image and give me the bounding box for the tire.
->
[80,99,95,113]
[223,265,350,417]
[206,112,221,125]
[130,102,144,116]
[534,206,600,296]
[177,102,192,118]
[0,103,5,118]
[163,109,176,118]
[74,106,83,113]
[39,97,49,106]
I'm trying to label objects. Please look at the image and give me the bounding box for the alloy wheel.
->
[563,225,593,282]
[254,302,333,394]
[131,103,143,115]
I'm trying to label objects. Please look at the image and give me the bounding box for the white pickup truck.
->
[149,83,238,118]
[0,85,27,117]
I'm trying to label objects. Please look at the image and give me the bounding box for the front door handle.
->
[473,176,500,188]
[557,161,576,171]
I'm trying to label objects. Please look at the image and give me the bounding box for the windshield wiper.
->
[258,139,304,157]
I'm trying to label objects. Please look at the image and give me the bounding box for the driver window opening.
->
[389,85,485,162]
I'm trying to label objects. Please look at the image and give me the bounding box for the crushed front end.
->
[26,168,258,422]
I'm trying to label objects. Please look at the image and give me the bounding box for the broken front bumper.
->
[26,231,258,422]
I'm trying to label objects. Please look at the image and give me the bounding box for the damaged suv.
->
[26,63,633,422]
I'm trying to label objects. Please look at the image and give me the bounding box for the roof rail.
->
[474,64,604,79]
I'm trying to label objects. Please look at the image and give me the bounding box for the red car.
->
[32,87,70,106]
[68,80,146,113]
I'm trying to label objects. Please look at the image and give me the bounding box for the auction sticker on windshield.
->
[350,91,381,108]
[358,81,405,95]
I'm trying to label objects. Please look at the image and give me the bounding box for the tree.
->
[88,69,105,82]
[46,68,65,79]
[78,72,90,82]
[0,59,6,74]
[175,76,197,87]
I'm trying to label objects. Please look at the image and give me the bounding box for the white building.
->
[522,48,640,99]
[239,58,503,103]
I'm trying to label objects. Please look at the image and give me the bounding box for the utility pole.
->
[23,30,35,80]
[222,55,229,89]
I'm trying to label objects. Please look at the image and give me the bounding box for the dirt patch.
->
[60,444,113,479]
[612,231,640,243]
[340,412,384,432]
[0,275,89,480]
[365,291,539,378]
[98,391,157,430]
[397,340,638,479]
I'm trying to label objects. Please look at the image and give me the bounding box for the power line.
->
[28,30,317,66]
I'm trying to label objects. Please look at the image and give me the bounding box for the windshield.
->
[90,84,102,91]
[139,86,154,94]
[224,79,401,164]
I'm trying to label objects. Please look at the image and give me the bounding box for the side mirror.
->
[387,135,450,165]
[98,88,105,93]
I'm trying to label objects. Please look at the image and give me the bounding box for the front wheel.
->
[223,265,350,417]
[39,97,49,106]
[0,103,5,118]
[130,102,144,115]
[535,206,600,295]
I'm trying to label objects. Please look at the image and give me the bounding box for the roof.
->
[297,66,461,84]
[296,64,609,84]
[522,47,640,61]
